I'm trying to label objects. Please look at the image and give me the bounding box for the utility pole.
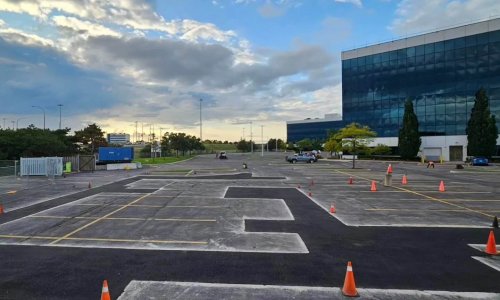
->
[57,104,63,129]
[141,123,144,143]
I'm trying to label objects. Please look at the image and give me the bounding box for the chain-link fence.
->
[0,160,18,177]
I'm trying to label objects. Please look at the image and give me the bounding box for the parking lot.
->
[0,153,498,299]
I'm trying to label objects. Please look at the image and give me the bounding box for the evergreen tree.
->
[398,99,421,159]
[466,88,498,157]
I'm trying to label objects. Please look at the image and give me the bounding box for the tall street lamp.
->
[57,104,63,129]
[32,105,46,130]
[16,117,27,130]
[199,98,203,141]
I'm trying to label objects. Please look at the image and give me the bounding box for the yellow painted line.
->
[29,215,216,222]
[444,199,500,202]
[49,193,152,245]
[408,191,492,194]
[74,203,164,208]
[333,169,495,219]
[0,234,207,245]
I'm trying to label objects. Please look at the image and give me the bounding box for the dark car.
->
[472,157,488,166]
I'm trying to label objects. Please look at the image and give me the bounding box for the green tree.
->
[74,123,108,154]
[334,122,377,168]
[267,138,286,151]
[398,99,421,159]
[371,144,392,155]
[297,139,313,151]
[236,139,255,152]
[466,88,499,158]
[324,134,341,158]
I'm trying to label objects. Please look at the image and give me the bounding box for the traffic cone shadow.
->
[101,280,111,300]
[342,261,359,297]
[485,230,498,255]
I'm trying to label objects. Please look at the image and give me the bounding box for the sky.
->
[1,0,500,142]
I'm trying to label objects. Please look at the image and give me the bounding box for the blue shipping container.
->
[98,147,134,163]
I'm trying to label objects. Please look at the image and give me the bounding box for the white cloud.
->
[334,0,362,8]
[391,0,500,36]
[0,27,54,47]
[0,19,5,27]
[52,15,122,38]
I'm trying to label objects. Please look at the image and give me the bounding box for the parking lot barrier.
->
[485,230,498,255]
[342,261,358,297]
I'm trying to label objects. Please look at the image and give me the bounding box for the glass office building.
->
[287,18,500,160]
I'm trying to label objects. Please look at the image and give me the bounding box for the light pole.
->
[250,121,253,153]
[11,121,15,129]
[16,117,26,130]
[261,125,264,157]
[32,105,46,130]
[57,104,63,129]
[2,118,5,129]
[199,98,203,141]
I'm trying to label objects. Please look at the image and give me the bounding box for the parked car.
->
[285,153,317,163]
[472,157,488,166]
[219,151,228,159]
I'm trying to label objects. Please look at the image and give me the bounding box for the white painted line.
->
[471,256,500,272]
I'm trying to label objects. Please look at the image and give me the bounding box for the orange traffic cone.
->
[348,176,353,184]
[387,164,393,174]
[101,280,111,300]
[297,184,301,189]
[311,180,315,186]
[485,230,498,255]
[439,180,445,192]
[88,182,92,189]
[370,180,377,192]
[402,174,408,185]
[330,204,336,213]
[308,191,312,197]
[342,261,358,297]
[0,205,4,214]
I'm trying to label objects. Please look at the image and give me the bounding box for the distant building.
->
[107,133,130,145]
[287,18,500,161]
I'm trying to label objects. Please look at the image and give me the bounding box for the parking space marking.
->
[0,234,207,245]
[27,215,217,222]
[48,193,154,245]
[333,169,496,219]
[73,203,224,208]
[365,208,500,212]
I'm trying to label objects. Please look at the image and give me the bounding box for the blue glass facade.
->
[287,120,344,143]
[342,30,500,137]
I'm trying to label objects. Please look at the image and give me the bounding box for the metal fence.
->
[20,157,63,176]
[0,160,18,177]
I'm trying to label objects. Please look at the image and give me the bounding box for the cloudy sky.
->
[1,0,499,142]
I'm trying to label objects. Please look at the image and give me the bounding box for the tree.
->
[398,98,421,159]
[297,139,313,151]
[74,123,107,154]
[371,144,392,155]
[324,133,341,158]
[334,123,376,168]
[466,88,499,158]
[267,138,286,151]
[236,139,255,152]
